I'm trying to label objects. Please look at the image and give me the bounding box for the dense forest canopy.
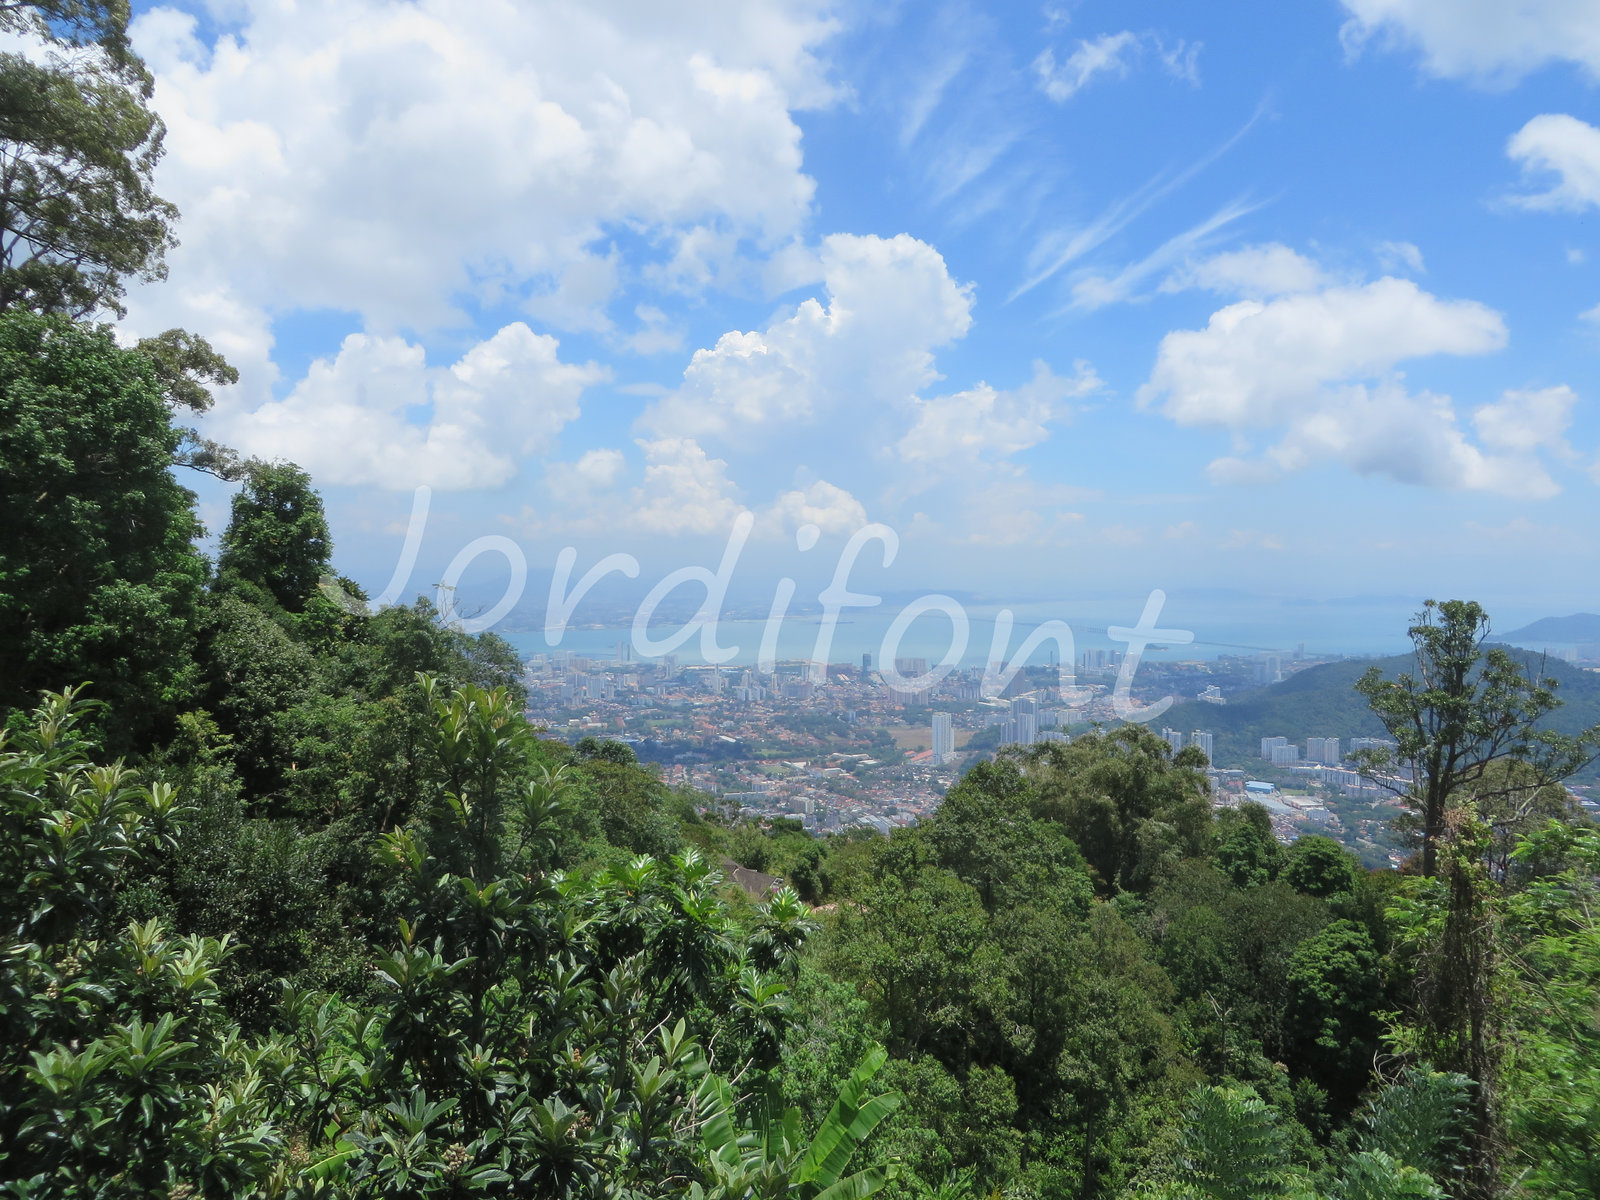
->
[4,4,1600,1198]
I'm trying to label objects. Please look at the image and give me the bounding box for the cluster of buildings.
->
[524,651,1036,838]
[523,639,1425,860]
[1258,734,1396,769]
[524,634,1228,837]
[1159,727,1215,759]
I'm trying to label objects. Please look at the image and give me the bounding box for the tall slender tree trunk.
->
[1438,830,1502,1199]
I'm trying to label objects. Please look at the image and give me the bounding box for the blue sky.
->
[121,0,1600,644]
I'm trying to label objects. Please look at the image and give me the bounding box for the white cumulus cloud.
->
[1140,276,1575,497]
[628,438,749,537]
[1340,0,1600,84]
[123,0,838,402]
[1472,385,1577,455]
[1206,383,1569,500]
[1507,113,1600,211]
[223,323,607,489]
[639,233,974,441]
[896,360,1100,465]
[762,479,869,536]
[1139,278,1506,427]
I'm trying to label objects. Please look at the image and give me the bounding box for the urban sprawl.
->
[526,644,1440,868]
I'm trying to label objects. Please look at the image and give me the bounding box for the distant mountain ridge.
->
[1159,647,1600,782]
[1502,614,1600,643]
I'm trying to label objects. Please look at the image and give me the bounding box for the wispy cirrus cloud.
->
[1063,195,1263,311]
[1032,30,1203,102]
[1009,97,1266,301]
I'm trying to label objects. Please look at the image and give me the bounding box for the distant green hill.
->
[1162,647,1600,782]
[1502,614,1600,643]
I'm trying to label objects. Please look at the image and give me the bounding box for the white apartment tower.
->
[932,712,955,765]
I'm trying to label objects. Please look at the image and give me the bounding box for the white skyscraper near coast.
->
[932,712,955,764]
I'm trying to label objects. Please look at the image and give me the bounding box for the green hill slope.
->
[1163,648,1600,781]
[1502,614,1600,643]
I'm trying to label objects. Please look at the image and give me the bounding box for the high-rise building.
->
[1261,736,1288,759]
[1303,736,1343,765]
[1253,654,1283,685]
[1010,697,1038,746]
[931,712,955,764]
[1160,726,1185,755]
[1191,730,1214,761]
[1078,648,1123,673]
[1270,744,1300,767]
[1348,737,1394,762]
[862,652,873,672]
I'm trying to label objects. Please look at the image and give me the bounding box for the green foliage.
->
[692,1046,900,1200]
[1148,1081,1449,1200]
[1356,1066,1472,1186]
[1214,804,1279,889]
[818,746,1192,1197]
[0,0,176,318]
[1285,837,1360,899]
[0,687,898,1198]
[0,312,205,751]
[1167,1083,1299,1200]
[1497,821,1600,1196]
[1021,724,1212,895]
[920,756,1091,911]
[1354,599,1598,878]
[1283,922,1382,1103]
[216,462,333,614]
[0,687,183,943]
[574,734,638,764]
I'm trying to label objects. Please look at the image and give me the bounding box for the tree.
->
[1354,600,1596,879]
[1497,822,1600,1196]
[0,311,205,748]
[1214,804,1279,889]
[1149,1076,1466,1200]
[1284,921,1382,1104]
[0,0,177,318]
[919,757,1091,912]
[216,462,332,613]
[1358,602,1597,1199]
[1283,836,1359,900]
[2,687,900,1198]
[1022,726,1213,895]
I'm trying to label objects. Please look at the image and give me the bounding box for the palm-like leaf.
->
[793,1046,899,1195]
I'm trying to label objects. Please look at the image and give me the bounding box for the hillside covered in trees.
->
[1163,651,1600,783]
[6,4,1600,1198]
